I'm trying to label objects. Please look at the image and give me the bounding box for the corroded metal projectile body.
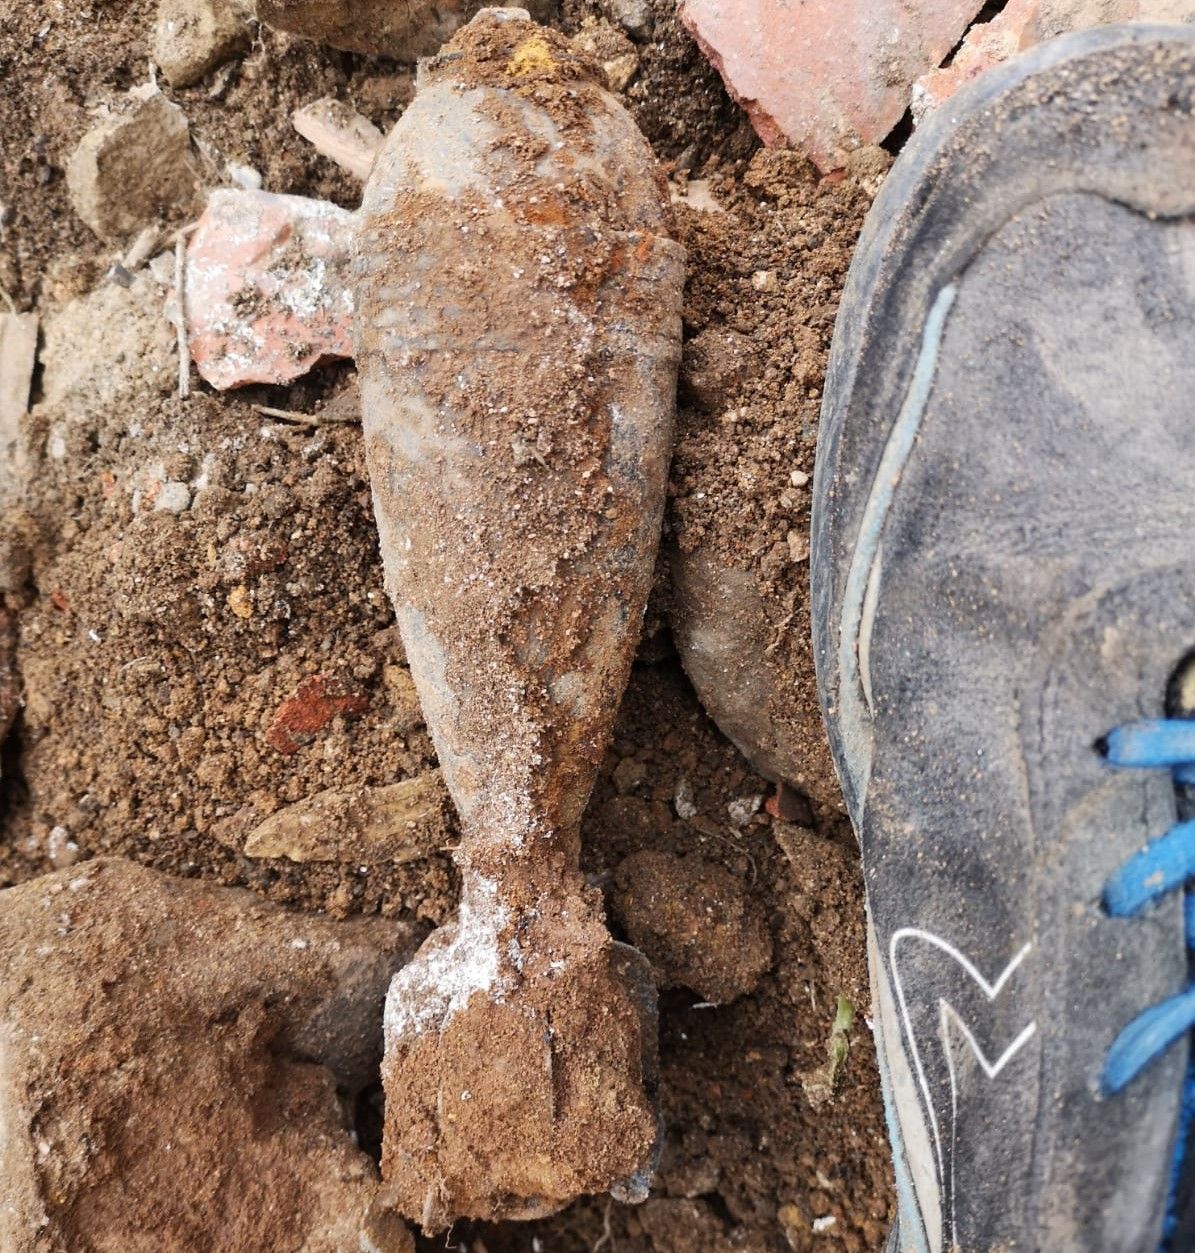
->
[353,8,684,1230]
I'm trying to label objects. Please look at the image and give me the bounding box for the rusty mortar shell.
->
[353,7,685,1232]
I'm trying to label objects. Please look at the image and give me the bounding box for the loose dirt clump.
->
[612,848,774,1004]
[0,857,420,1253]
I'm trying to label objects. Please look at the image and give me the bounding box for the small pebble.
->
[606,0,653,40]
[612,755,647,794]
[227,584,253,618]
[154,481,192,513]
[727,794,762,827]
[47,827,80,869]
[674,776,698,820]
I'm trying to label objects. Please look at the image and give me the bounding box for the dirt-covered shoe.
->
[812,25,1195,1253]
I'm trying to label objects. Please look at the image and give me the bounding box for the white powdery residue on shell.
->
[384,874,511,1039]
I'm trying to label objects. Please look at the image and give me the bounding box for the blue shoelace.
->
[1101,719,1195,1245]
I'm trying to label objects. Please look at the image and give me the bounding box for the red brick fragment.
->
[184,190,355,390]
[266,675,368,755]
[679,0,986,170]
[764,782,808,823]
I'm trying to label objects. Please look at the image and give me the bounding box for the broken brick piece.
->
[913,0,1195,119]
[679,0,987,170]
[184,189,355,390]
[266,675,369,755]
[913,0,1040,120]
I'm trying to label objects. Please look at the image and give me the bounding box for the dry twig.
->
[250,403,359,426]
[174,233,190,400]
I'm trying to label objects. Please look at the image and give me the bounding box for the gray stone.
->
[254,0,558,58]
[605,0,653,40]
[66,86,201,241]
[154,0,252,88]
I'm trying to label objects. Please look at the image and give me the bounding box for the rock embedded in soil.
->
[184,188,355,389]
[670,545,843,815]
[66,85,202,240]
[293,97,384,180]
[255,0,559,57]
[0,858,422,1252]
[612,849,773,1004]
[154,0,253,88]
[603,0,653,40]
[678,0,986,170]
[569,16,640,92]
[666,147,885,819]
[353,7,684,1231]
[243,772,451,864]
[40,269,176,413]
[0,311,37,502]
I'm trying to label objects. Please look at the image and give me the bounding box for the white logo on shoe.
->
[889,928,1037,1244]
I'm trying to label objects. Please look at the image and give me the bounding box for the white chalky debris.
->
[727,794,763,827]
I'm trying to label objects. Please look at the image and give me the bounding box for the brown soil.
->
[0,1,895,1250]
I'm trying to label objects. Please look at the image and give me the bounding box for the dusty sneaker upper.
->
[813,25,1195,1253]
